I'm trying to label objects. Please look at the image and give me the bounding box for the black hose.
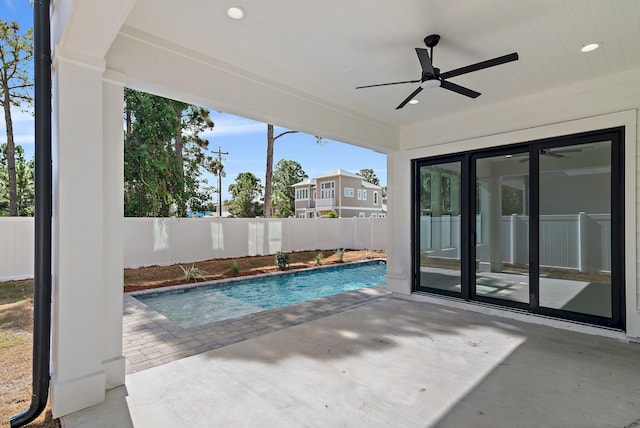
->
[10,0,52,426]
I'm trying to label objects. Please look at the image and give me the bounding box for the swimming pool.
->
[135,260,387,328]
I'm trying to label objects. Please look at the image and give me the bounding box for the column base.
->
[51,371,106,418]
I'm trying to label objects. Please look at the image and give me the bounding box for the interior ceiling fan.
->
[355,34,519,110]
[515,147,590,162]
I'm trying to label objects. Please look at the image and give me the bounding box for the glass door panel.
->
[475,154,529,305]
[538,141,612,318]
[416,161,462,295]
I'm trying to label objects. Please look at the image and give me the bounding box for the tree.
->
[124,89,215,217]
[271,159,307,218]
[226,172,263,218]
[264,124,322,218]
[0,20,33,216]
[357,168,380,186]
[0,143,34,216]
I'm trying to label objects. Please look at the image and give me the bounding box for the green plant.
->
[326,211,338,218]
[336,248,346,263]
[179,263,207,282]
[275,251,290,270]
[313,252,324,266]
[230,260,240,275]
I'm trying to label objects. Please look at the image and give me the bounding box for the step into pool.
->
[135,260,387,328]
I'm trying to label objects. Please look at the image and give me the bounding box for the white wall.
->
[387,67,640,338]
[0,217,386,280]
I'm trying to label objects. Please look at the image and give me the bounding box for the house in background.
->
[293,169,386,218]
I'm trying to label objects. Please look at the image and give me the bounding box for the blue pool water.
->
[136,261,387,328]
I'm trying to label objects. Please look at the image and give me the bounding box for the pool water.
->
[136,261,387,328]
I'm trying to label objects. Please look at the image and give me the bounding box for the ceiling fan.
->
[515,147,591,163]
[355,34,519,109]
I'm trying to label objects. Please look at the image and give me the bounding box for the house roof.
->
[292,169,382,188]
[292,178,316,187]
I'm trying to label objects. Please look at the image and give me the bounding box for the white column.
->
[102,73,126,389]
[50,52,125,417]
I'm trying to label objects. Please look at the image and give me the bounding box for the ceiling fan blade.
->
[396,86,423,110]
[440,52,519,80]
[441,80,481,98]
[356,79,421,89]
[544,151,564,158]
[415,48,435,77]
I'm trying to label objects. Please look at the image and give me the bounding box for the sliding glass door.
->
[414,157,465,297]
[473,149,530,308]
[534,137,623,326]
[412,128,624,329]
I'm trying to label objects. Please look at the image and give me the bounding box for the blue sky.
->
[1,1,386,203]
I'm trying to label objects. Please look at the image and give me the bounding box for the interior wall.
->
[388,67,640,338]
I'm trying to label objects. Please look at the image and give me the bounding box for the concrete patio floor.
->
[63,297,640,428]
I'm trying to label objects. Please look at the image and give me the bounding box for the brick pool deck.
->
[123,285,389,374]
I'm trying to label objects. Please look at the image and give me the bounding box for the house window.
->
[357,189,367,200]
[358,212,365,218]
[373,191,379,205]
[344,187,354,197]
[295,188,309,200]
[320,181,335,199]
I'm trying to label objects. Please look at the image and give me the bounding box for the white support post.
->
[50,54,125,417]
[578,211,587,272]
[101,73,126,389]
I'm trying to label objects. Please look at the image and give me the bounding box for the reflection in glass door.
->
[474,152,529,306]
[415,160,463,296]
[538,141,613,318]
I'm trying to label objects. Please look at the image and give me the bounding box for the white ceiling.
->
[120,0,640,130]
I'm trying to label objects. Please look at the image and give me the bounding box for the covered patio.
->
[64,297,640,427]
[39,0,640,424]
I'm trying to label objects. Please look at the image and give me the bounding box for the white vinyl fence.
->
[0,217,387,280]
[420,212,611,273]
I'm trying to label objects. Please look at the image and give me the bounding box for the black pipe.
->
[10,0,52,426]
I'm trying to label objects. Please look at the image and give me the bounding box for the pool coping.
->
[123,259,390,374]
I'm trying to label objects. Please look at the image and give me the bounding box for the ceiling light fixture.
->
[227,6,245,19]
[581,43,599,53]
[420,79,441,89]
[408,99,419,105]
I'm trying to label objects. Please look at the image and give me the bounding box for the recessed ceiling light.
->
[227,6,245,19]
[408,99,419,105]
[581,43,599,53]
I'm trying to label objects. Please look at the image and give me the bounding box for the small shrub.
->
[275,251,290,270]
[230,260,240,275]
[336,248,346,263]
[313,252,324,266]
[326,211,338,218]
[180,264,207,282]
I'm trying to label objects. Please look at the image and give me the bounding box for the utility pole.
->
[211,147,229,217]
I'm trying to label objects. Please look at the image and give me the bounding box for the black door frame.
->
[411,127,625,329]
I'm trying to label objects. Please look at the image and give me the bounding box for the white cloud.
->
[0,107,34,147]
[202,115,266,138]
